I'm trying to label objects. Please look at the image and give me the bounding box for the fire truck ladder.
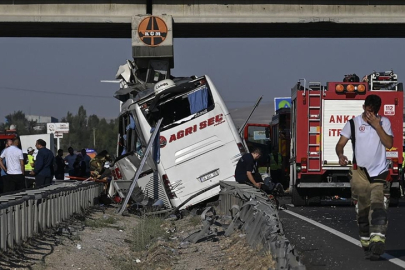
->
[307,82,323,172]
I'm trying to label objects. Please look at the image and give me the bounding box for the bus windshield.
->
[118,113,145,157]
[139,78,215,131]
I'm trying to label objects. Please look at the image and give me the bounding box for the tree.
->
[4,111,44,135]
[60,107,118,155]
[0,107,118,156]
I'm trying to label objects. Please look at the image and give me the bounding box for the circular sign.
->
[160,136,167,148]
[138,16,168,47]
[278,100,291,109]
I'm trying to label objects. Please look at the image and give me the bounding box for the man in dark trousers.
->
[30,139,54,188]
[0,138,25,192]
[336,94,392,261]
[55,149,65,180]
[234,148,265,189]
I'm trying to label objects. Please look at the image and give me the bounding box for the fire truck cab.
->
[290,71,403,206]
[271,108,291,188]
[0,129,18,153]
[243,123,271,169]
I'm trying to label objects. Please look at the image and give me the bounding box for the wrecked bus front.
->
[124,75,245,209]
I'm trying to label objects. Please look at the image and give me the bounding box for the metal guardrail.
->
[0,181,103,252]
[218,181,306,270]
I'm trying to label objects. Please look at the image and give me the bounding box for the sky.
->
[1,38,405,126]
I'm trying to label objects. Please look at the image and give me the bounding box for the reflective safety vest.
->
[270,153,282,170]
[25,154,34,171]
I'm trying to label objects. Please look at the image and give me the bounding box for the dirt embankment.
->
[0,205,275,270]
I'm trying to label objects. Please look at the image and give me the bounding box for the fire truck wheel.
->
[292,186,306,206]
[307,195,321,205]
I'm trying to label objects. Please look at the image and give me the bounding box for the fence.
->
[0,181,103,252]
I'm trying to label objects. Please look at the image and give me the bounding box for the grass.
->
[110,256,139,270]
[131,216,166,252]
[188,215,202,227]
[85,216,117,228]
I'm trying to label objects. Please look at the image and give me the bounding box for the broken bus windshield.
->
[141,80,215,131]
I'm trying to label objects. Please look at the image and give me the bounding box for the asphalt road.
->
[277,197,405,270]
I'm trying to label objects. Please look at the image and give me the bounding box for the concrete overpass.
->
[1,1,405,38]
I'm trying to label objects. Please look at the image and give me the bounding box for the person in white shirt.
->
[0,137,25,192]
[336,94,392,261]
[0,139,13,193]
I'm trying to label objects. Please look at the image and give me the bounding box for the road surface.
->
[278,197,405,270]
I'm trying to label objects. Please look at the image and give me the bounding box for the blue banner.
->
[274,97,291,112]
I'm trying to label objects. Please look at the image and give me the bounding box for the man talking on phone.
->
[336,94,392,261]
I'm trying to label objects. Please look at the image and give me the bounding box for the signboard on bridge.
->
[47,123,69,134]
[137,16,168,47]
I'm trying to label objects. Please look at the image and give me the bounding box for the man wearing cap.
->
[25,147,35,188]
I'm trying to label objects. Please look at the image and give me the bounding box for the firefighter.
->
[269,146,283,185]
[90,150,112,180]
[336,95,392,261]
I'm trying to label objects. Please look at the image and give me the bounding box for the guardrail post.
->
[0,202,8,251]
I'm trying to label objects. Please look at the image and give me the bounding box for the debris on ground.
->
[0,204,276,270]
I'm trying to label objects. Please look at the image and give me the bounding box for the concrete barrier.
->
[219,181,306,270]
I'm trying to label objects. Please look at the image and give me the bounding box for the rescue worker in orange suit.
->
[336,95,392,261]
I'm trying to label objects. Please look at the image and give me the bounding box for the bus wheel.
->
[292,186,306,206]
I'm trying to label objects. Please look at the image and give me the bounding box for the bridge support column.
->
[131,15,174,82]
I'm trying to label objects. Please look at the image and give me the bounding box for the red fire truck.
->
[290,71,403,206]
[271,108,291,187]
[243,123,271,169]
[0,128,18,153]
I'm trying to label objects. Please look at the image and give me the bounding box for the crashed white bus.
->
[111,75,246,209]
